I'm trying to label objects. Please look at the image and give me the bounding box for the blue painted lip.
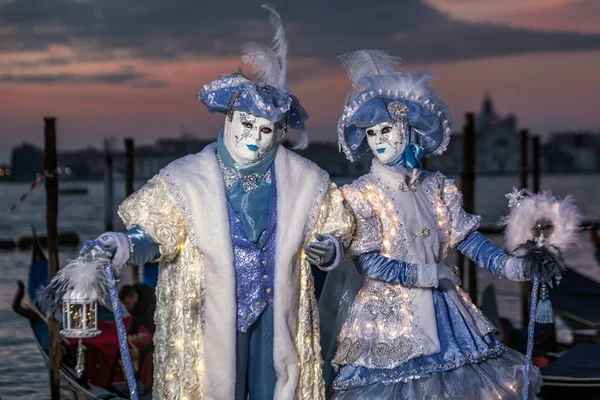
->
[246,144,259,151]
[376,148,386,153]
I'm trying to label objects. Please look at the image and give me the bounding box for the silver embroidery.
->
[332,279,427,369]
[216,154,239,191]
[216,153,272,193]
[302,170,332,240]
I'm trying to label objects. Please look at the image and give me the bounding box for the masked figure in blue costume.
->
[319,50,543,399]
[80,7,357,399]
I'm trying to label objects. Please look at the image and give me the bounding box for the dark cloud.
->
[0,65,166,86]
[2,56,71,69]
[0,0,599,67]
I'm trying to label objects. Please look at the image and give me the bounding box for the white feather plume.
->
[289,129,309,150]
[501,191,583,253]
[37,251,112,317]
[241,4,288,90]
[339,50,401,89]
[241,42,281,87]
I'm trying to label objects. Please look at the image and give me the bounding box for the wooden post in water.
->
[125,138,138,282]
[104,139,114,232]
[44,116,60,400]
[464,113,477,301]
[519,129,531,327]
[459,113,477,301]
[532,136,540,194]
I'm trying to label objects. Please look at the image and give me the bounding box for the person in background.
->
[119,283,156,371]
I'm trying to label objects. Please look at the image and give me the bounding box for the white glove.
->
[95,232,131,269]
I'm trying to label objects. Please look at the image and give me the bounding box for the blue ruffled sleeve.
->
[457,231,508,278]
[356,253,438,287]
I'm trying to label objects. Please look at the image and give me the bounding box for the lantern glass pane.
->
[69,303,84,330]
[86,301,97,329]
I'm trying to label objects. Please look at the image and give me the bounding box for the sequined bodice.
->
[343,164,451,264]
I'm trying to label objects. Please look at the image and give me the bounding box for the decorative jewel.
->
[505,187,526,208]
[242,170,271,192]
[387,101,409,122]
[398,180,418,192]
[217,154,271,192]
[412,227,430,239]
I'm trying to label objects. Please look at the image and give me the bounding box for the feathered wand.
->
[501,188,582,399]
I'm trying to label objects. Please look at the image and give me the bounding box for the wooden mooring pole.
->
[44,116,60,399]
[532,136,540,194]
[519,129,531,327]
[104,139,114,232]
[459,113,477,301]
[125,138,138,282]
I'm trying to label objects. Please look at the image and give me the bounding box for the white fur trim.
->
[161,144,236,399]
[272,145,329,399]
[502,192,582,253]
[160,143,328,399]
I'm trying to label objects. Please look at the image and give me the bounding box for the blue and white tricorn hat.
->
[337,50,452,162]
[197,5,309,148]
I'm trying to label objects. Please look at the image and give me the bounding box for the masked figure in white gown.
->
[319,50,543,400]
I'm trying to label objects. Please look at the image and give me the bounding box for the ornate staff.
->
[39,242,139,400]
[502,188,582,400]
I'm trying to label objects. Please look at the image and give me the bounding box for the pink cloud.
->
[425,0,600,34]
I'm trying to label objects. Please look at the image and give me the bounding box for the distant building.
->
[475,94,519,174]
[427,93,520,175]
[10,143,43,181]
[542,132,600,173]
[134,136,212,180]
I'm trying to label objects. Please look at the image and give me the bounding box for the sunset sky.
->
[1,0,600,163]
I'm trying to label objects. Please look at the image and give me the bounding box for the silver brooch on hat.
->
[387,101,409,122]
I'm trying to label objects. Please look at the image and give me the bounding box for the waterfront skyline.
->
[1,0,600,163]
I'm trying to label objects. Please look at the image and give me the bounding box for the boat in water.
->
[12,227,152,399]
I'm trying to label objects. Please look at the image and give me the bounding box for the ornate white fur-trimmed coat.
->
[118,143,354,399]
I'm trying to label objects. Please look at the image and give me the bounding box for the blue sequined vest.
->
[228,172,277,333]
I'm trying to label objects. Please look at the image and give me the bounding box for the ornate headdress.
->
[197,5,309,149]
[337,50,452,162]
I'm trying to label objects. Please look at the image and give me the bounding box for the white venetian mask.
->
[224,111,278,165]
[366,121,407,164]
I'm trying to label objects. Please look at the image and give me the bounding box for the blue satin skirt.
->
[330,288,542,400]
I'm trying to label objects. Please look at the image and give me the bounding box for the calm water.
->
[0,174,599,399]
